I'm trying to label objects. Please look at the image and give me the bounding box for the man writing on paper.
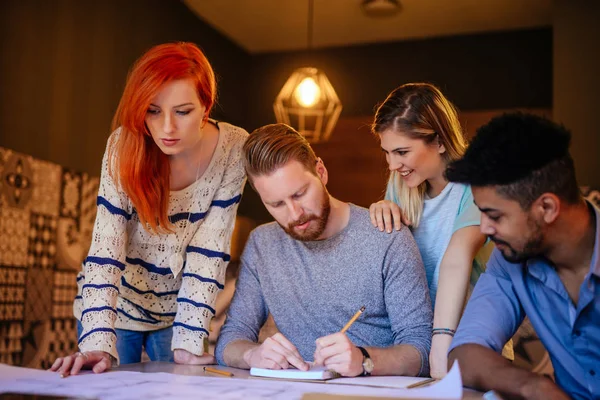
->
[216,124,432,377]
[445,113,600,400]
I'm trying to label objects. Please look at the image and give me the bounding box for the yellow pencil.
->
[204,367,234,377]
[407,377,437,389]
[340,306,366,333]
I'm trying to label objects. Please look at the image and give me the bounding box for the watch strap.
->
[357,346,372,376]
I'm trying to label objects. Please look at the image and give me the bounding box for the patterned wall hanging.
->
[0,147,98,368]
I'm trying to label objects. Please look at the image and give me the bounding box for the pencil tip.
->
[360,305,366,312]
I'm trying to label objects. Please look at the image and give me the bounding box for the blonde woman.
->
[369,83,506,378]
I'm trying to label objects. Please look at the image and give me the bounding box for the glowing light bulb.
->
[294,77,321,107]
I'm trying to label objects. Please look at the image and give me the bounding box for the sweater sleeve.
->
[214,231,269,365]
[383,229,433,376]
[78,133,130,363]
[171,132,247,356]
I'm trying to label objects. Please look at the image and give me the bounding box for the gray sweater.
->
[216,204,432,375]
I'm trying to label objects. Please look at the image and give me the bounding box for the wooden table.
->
[116,362,484,399]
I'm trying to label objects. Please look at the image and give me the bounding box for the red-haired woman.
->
[50,42,248,375]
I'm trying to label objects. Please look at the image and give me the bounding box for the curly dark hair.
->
[445,112,581,209]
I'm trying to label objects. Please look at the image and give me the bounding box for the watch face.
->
[363,357,375,373]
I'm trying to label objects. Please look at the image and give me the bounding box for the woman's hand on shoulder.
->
[174,348,216,365]
[369,200,407,233]
[49,350,113,376]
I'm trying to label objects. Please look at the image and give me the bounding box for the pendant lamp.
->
[273,0,342,143]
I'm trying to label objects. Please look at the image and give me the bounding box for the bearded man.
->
[216,123,432,378]
[446,113,600,400]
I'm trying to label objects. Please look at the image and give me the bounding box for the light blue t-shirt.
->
[386,182,483,306]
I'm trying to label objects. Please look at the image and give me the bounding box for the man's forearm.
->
[368,344,423,376]
[222,339,260,369]
[449,344,569,400]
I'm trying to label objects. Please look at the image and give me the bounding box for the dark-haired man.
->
[216,123,432,377]
[445,113,599,400]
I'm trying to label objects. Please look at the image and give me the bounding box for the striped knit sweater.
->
[73,122,248,363]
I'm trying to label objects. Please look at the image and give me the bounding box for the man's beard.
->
[282,189,331,242]
[491,217,544,263]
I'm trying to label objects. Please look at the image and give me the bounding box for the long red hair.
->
[109,42,216,234]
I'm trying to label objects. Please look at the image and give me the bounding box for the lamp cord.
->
[307,0,314,50]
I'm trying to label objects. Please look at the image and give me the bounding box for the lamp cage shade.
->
[273,67,342,143]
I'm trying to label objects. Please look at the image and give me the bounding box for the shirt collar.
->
[588,200,600,278]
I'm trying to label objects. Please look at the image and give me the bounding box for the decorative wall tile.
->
[37,319,78,369]
[1,267,26,286]
[0,207,30,267]
[53,271,78,319]
[0,305,24,321]
[0,147,97,367]
[28,213,58,269]
[60,170,82,219]
[0,322,24,365]
[24,268,53,325]
[30,159,61,217]
[0,153,34,209]
[56,217,85,272]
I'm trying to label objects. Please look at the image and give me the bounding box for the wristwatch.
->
[357,346,374,376]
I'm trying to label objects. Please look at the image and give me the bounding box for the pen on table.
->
[204,367,234,377]
[340,306,366,333]
[406,377,437,389]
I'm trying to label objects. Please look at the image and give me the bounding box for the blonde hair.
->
[243,123,318,186]
[373,83,467,227]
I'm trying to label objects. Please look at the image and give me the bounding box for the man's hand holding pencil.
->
[313,332,364,377]
[313,305,367,377]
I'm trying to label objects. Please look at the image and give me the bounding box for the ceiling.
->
[184,0,553,54]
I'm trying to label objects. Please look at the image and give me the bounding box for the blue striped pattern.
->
[173,322,209,335]
[81,306,116,318]
[76,275,85,282]
[211,194,241,208]
[167,194,241,224]
[121,297,176,318]
[78,327,116,344]
[126,257,172,276]
[85,256,125,271]
[182,273,224,290]
[177,297,215,314]
[97,196,132,220]
[117,307,160,324]
[120,277,179,297]
[169,211,208,224]
[186,246,231,262]
[82,283,119,292]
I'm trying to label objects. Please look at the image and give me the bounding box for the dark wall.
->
[247,28,552,131]
[0,2,554,222]
[0,0,251,176]
[553,0,600,188]
[238,28,553,222]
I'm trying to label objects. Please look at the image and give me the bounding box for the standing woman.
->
[51,42,248,375]
[369,83,501,378]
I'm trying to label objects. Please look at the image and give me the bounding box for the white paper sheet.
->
[251,365,337,380]
[0,362,463,399]
[329,374,428,388]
